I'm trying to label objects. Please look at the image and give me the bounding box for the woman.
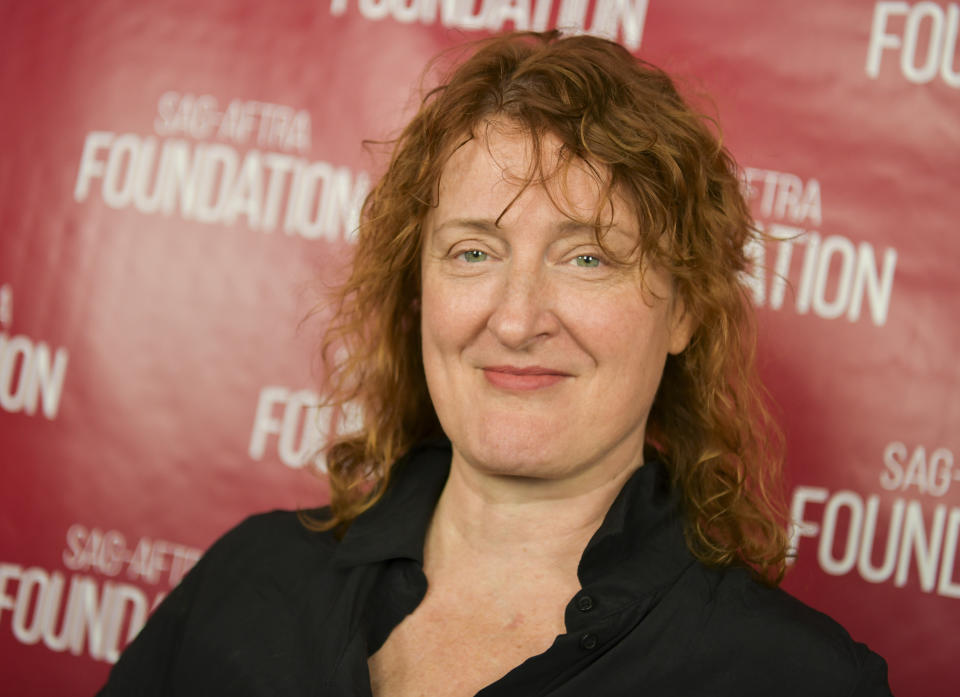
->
[100,32,892,696]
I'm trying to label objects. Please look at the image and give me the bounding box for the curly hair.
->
[308,31,790,585]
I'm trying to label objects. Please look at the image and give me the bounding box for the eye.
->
[459,249,488,263]
[574,255,602,268]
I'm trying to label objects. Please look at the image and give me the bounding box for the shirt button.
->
[576,594,594,612]
[579,633,598,651]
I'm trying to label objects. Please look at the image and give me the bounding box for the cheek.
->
[419,268,448,347]
[569,293,675,381]
[419,297,447,378]
[419,274,484,367]
[419,277,489,434]
[419,300,451,419]
[420,256,501,333]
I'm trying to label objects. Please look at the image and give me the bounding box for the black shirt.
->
[99,441,893,696]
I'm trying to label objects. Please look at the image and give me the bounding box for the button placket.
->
[569,591,601,650]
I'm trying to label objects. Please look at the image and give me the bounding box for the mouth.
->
[482,365,572,391]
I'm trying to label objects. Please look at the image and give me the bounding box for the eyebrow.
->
[432,217,636,241]
[432,218,499,234]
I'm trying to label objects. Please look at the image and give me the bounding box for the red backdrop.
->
[1,1,958,694]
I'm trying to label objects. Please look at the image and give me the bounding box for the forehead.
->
[431,124,634,234]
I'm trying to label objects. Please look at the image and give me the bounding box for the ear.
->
[667,295,696,355]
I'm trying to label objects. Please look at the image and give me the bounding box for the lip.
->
[482,365,571,391]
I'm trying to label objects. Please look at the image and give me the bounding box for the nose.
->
[487,262,560,350]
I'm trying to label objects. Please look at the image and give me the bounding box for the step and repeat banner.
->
[1,1,957,694]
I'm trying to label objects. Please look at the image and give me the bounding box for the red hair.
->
[308,31,789,585]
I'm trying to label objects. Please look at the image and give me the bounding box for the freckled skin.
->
[420,125,693,494]
[504,612,525,630]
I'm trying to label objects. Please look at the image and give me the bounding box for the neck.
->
[424,451,641,587]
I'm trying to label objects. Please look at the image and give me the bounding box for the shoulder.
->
[99,510,344,694]
[681,565,892,696]
[205,508,338,561]
[190,508,342,593]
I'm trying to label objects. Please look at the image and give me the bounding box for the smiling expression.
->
[420,124,693,488]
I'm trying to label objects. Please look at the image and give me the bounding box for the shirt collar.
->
[331,440,451,568]
[577,454,694,593]
[331,440,695,594]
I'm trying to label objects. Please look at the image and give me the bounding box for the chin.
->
[458,424,577,480]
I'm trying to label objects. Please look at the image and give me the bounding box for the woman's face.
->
[420,126,692,487]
